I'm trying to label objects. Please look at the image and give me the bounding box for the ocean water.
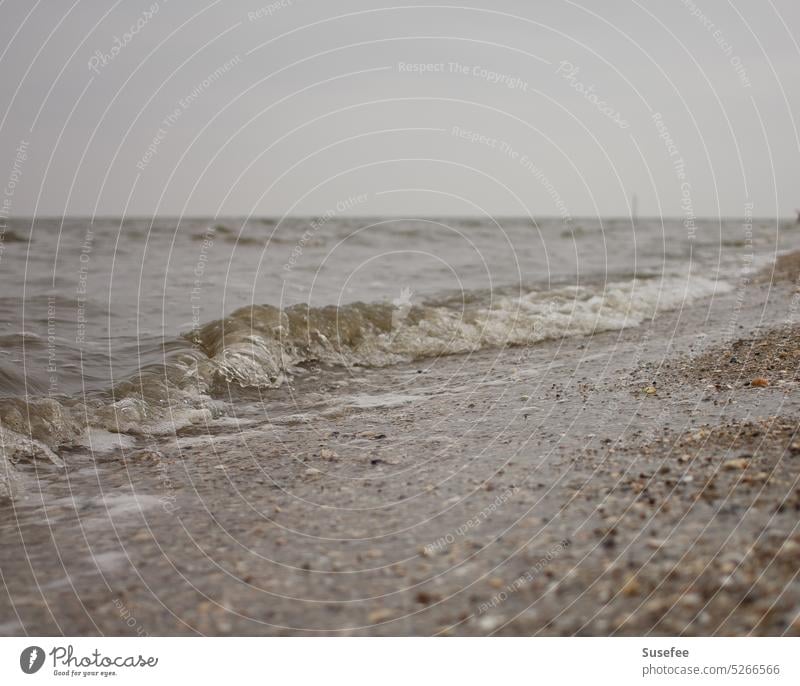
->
[0,215,793,475]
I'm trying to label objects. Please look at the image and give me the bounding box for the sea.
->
[0,214,794,481]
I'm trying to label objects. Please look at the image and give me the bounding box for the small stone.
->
[643,386,657,395]
[679,592,703,607]
[744,471,770,483]
[320,448,338,460]
[646,538,668,549]
[643,598,670,614]
[356,431,386,440]
[722,458,749,470]
[622,575,641,596]
[368,608,395,623]
[477,615,504,632]
[415,591,436,605]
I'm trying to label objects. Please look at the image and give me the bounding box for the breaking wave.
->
[0,275,729,480]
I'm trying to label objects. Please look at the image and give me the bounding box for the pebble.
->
[477,615,504,631]
[415,591,438,605]
[722,458,750,470]
[678,593,703,608]
[368,608,396,623]
[622,575,641,596]
[355,431,386,440]
[645,538,668,549]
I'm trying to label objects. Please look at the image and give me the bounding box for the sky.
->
[0,0,798,218]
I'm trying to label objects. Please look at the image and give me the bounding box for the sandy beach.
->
[2,7,800,684]
[1,252,798,637]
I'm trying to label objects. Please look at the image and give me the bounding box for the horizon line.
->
[2,214,794,222]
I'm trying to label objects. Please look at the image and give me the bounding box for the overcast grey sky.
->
[0,0,797,218]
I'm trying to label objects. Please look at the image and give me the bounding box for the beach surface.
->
[2,252,799,636]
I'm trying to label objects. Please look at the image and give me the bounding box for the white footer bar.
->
[1,637,797,685]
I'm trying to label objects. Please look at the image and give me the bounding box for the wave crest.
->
[1,275,728,495]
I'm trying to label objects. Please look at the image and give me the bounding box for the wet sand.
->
[1,264,799,636]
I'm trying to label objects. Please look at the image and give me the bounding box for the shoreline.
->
[1,264,799,636]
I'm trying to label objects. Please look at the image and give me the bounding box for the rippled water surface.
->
[0,215,792,460]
